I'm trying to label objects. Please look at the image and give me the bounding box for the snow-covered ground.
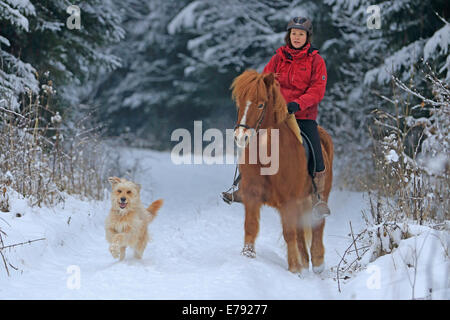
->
[0,148,448,299]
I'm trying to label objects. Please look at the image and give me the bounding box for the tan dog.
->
[105,177,163,260]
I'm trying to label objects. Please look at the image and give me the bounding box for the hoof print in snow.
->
[241,244,256,258]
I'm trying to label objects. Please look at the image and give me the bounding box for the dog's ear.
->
[135,183,141,193]
[108,177,121,186]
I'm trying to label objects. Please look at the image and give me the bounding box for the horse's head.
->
[231,70,287,148]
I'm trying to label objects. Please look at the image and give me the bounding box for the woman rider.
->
[223,17,330,219]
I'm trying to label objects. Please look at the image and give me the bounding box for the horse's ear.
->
[263,72,275,88]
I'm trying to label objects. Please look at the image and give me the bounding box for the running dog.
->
[105,177,163,260]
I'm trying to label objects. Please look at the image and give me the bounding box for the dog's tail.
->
[146,199,163,223]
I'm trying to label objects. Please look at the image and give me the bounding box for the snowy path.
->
[1,149,446,299]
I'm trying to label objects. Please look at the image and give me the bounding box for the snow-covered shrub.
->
[364,64,449,259]
[0,72,110,207]
[0,185,10,212]
[0,0,124,109]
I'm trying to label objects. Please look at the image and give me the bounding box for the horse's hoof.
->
[241,244,256,258]
[312,263,325,274]
[288,263,303,274]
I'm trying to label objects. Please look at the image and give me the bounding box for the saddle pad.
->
[285,113,303,145]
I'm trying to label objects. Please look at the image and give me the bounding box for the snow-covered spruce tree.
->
[0,0,39,110]
[0,0,124,109]
[89,0,191,149]
[321,0,449,187]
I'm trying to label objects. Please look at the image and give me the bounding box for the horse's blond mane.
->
[230,70,287,125]
[231,70,266,106]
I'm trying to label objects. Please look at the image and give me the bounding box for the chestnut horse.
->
[231,70,334,274]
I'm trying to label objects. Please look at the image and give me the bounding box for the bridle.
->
[234,103,267,134]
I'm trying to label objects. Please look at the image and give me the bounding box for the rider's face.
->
[290,29,307,49]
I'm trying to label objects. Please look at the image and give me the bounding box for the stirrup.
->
[223,168,241,205]
[221,192,233,205]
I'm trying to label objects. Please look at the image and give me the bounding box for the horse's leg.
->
[296,201,311,270]
[311,219,326,273]
[242,199,261,258]
[296,225,310,269]
[309,148,329,273]
[312,127,331,273]
[280,201,302,273]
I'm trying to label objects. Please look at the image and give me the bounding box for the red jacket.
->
[263,43,327,120]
